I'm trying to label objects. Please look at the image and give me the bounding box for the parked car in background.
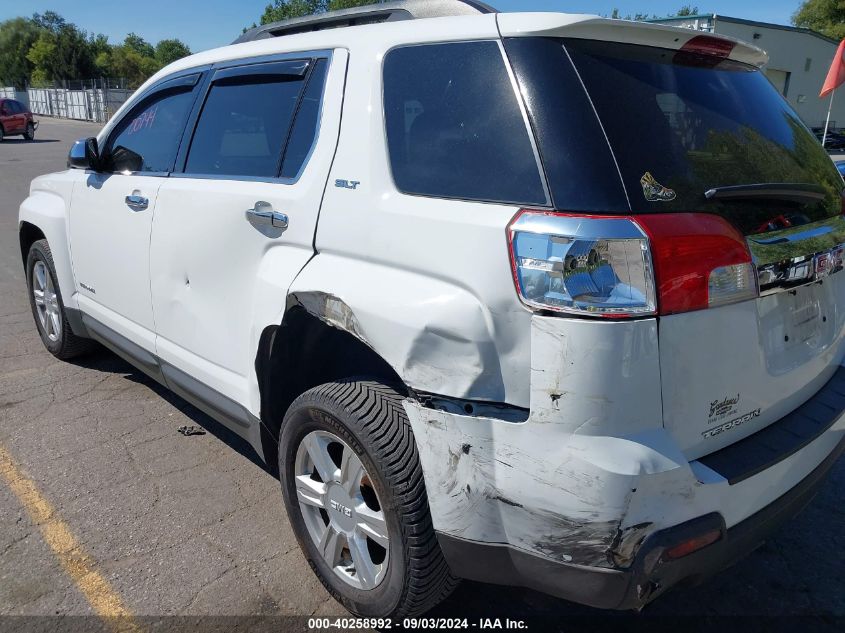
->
[0,98,37,141]
[812,127,845,150]
[835,160,845,180]
[16,0,845,619]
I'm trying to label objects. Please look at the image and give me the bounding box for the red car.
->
[0,98,38,141]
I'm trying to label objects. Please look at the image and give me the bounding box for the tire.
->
[0,124,5,142]
[26,239,95,360]
[279,380,458,618]
[23,122,34,141]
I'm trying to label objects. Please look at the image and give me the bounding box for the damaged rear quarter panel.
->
[287,252,532,404]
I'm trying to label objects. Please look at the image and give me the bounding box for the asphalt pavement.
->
[0,118,843,632]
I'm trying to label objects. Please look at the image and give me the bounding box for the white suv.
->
[18,0,845,618]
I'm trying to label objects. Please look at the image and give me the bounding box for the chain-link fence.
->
[1,79,133,124]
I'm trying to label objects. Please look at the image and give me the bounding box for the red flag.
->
[821,39,845,97]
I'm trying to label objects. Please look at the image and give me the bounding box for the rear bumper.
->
[437,433,845,610]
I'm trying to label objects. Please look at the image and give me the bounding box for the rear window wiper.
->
[704,183,827,204]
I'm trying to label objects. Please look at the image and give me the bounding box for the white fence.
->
[2,85,132,123]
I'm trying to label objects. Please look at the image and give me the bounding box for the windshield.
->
[505,37,843,235]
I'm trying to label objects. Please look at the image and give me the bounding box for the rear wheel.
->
[279,380,457,618]
[26,239,94,359]
[0,124,5,142]
[23,122,34,141]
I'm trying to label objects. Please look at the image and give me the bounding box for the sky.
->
[2,0,803,53]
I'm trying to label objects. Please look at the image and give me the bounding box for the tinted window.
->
[511,38,843,235]
[185,73,305,178]
[383,41,546,205]
[8,100,23,113]
[280,59,328,179]
[106,87,196,173]
[504,38,630,212]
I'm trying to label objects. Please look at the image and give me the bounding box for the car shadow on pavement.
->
[72,346,276,478]
[66,349,843,632]
[0,138,61,144]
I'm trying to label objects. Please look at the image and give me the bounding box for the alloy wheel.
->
[32,260,61,342]
[294,430,389,590]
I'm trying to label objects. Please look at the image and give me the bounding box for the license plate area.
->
[759,281,838,375]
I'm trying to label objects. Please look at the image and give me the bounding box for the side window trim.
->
[102,70,207,177]
[497,39,552,207]
[212,59,309,84]
[279,58,330,180]
[173,49,333,185]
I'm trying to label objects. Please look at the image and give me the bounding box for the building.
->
[649,14,843,129]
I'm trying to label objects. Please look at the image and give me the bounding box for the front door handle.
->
[125,193,149,210]
[246,201,288,230]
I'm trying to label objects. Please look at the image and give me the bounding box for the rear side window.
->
[185,71,306,178]
[105,85,197,173]
[383,41,546,205]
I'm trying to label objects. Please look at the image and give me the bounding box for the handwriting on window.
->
[128,105,158,135]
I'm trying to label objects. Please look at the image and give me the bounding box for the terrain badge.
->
[640,172,676,202]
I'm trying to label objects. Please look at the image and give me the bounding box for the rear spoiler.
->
[497,13,768,68]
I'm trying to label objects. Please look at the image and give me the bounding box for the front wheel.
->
[279,380,457,618]
[26,239,94,359]
[23,122,35,141]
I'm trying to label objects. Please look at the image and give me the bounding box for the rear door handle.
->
[125,193,149,210]
[246,201,288,230]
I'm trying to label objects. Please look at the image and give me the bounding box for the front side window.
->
[185,70,307,178]
[383,41,546,206]
[105,84,197,174]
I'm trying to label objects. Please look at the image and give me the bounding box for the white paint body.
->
[18,9,845,589]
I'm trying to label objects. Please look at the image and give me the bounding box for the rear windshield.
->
[505,38,843,235]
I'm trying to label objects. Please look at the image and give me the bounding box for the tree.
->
[25,33,56,85]
[261,0,324,22]
[0,17,40,87]
[107,45,160,87]
[25,12,95,85]
[676,5,700,16]
[328,0,379,9]
[155,39,191,66]
[258,0,381,24]
[123,32,155,58]
[607,8,682,21]
[1,11,190,87]
[793,0,845,41]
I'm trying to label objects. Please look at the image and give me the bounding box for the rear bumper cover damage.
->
[434,434,845,610]
[403,315,845,609]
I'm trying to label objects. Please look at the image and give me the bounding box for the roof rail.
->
[233,0,497,44]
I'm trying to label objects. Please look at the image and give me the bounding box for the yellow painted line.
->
[0,443,142,633]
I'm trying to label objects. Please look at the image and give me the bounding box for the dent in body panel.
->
[284,267,515,402]
[402,314,675,569]
[288,290,369,344]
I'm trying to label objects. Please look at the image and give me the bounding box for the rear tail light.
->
[635,213,758,315]
[507,210,656,317]
[508,210,758,317]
